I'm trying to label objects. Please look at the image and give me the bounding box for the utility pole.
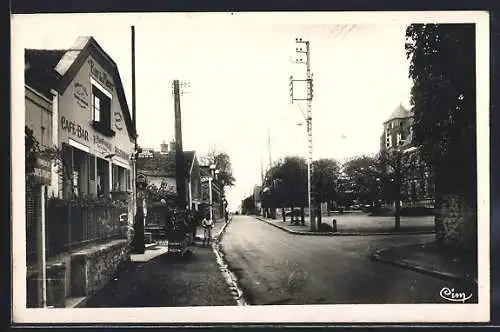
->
[173,80,187,211]
[291,37,316,231]
[131,25,144,254]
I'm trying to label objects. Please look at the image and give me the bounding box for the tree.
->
[377,149,405,229]
[262,156,308,225]
[25,126,39,174]
[263,156,342,230]
[312,158,341,225]
[406,24,476,250]
[200,147,236,188]
[341,155,380,205]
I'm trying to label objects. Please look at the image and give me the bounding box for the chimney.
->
[160,140,169,154]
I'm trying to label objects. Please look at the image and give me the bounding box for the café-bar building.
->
[25,36,137,200]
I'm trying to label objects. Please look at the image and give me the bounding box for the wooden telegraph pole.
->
[173,80,187,210]
[171,80,189,254]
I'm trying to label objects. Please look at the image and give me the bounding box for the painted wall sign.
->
[114,112,124,131]
[60,116,89,141]
[74,82,89,109]
[88,59,114,90]
[93,134,112,152]
[114,146,129,161]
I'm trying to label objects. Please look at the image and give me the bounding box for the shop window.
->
[91,84,114,137]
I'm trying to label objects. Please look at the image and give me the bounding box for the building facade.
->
[25,37,137,206]
[379,104,434,208]
[137,142,202,210]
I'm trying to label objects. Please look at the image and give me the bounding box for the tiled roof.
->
[137,150,196,178]
[25,37,136,140]
[384,104,412,123]
[25,49,66,98]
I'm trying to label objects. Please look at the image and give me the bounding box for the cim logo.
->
[439,287,473,303]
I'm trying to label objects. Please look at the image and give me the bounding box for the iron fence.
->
[26,199,128,264]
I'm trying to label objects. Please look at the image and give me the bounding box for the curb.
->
[211,216,249,306]
[369,249,478,286]
[255,216,435,236]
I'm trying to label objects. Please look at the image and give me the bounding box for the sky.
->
[14,13,416,212]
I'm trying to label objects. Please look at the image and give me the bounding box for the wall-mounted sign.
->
[74,82,89,109]
[33,155,51,185]
[201,176,212,183]
[114,146,129,161]
[60,116,89,141]
[137,149,154,158]
[88,59,114,91]
[93,134,112,153]
[114,112,124,131]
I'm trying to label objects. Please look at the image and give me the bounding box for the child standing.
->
[201,215,214,247]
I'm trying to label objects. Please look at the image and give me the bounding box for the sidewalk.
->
[81,217,238,307]
[369,241,478,285]
[255,214,435,236]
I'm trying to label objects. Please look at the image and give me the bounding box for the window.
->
[92,93,100,122]
[91,82,114,137]
[385,129,392,149]
[397,133,402,145]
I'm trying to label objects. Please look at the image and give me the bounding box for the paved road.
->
[220,215,476,305]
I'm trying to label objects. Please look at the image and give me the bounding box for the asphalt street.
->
[220,215,477,305]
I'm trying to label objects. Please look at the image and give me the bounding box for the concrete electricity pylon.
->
[290,37,316,232]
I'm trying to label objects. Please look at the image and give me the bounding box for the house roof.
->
[25,49,66,98]
[137,150,196,179]
[384,104,412,123]
[25,37,137,140]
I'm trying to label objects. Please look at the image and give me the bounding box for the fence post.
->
[37,185,47,308]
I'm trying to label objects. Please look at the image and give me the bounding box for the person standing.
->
[201,214,214,247]
[225,210,229,223]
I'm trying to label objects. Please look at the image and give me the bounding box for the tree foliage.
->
[341,155,380,203]
[200,147,236,188]
[25,126,39,174]
[312,158,341,203]
[143,181,177,203]
[405,23,476,198]
[262,156,340,209]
